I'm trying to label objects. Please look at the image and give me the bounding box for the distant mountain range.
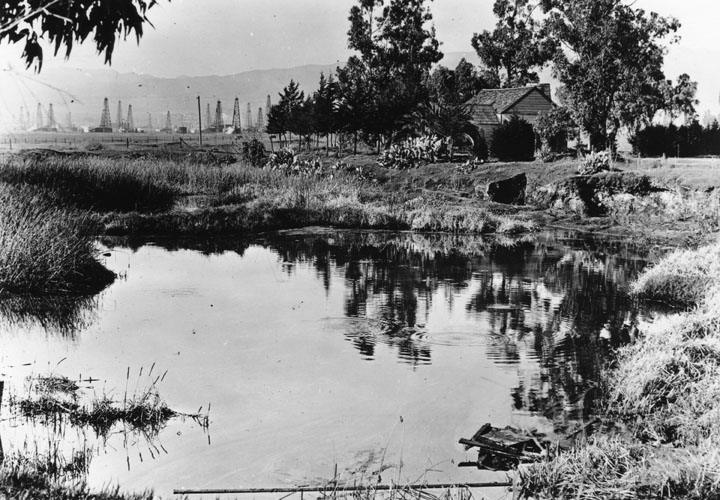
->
[5,62,342,129]
[4,48,717,131]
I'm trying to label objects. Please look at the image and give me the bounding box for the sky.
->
[0,0,719,114]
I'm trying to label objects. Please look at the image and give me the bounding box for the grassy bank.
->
[0,184,114,295]
[1,152,538,238]
[517,239,720,499]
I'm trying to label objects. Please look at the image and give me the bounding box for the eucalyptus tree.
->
[541,0,681,150]
[341,0,443,144]
[1,0,161,71]
[471,0,555,88]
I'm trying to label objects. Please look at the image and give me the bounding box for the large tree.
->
[664,73,699,125]
[1,0,161,71]
[266,80,305,144]
[542,0,680,150]
[426,58,492,104]
[471,0,555,88]
[343,0,443,142]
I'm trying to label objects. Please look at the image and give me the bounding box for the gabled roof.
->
[466,103,498,125]
[466,86,551,114]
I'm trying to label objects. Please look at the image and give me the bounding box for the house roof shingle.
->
[466,103,498,125]
[466,86,541,114]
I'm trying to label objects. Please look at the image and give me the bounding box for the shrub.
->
[240,139,266,167]
[490,116,535,161]
[577,150,611,175]
[535,107,575,153]
[377,136,444,169]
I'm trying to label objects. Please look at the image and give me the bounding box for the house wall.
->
[471,122,499,140]
[503,91,553,125]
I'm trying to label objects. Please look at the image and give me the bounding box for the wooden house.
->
[465,84,554,140]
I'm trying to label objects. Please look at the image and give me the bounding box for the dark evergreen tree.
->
[266,80,305,145]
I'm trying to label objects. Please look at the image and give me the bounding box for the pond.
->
[0,230,665,497]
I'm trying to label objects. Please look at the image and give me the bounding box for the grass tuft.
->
[631,240,720,307]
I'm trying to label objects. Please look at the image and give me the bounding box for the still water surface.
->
[0,230,663,496]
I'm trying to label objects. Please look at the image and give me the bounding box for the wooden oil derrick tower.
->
[231,98,242,131]
[19,106,26,130]
[98,97,112,131]
[146,112,153,131]
[206,103,211,130]
[116,100,123,131]
[162,111,173,132]
[36,103,42,129]
[126,105,135,132]
[245,102,252,130]
[256,107,264,131]
[47,103,56,128]
[214,100,223,131]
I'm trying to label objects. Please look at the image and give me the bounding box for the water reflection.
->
[0,229,664,493]
[256,230,655,422]
[0,294,98,337]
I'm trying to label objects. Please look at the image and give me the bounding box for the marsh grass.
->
[0,156,177,213]
[14,372,207,438]
[0,459,154,499]
[0,184,115,294]
[2,152,537,237]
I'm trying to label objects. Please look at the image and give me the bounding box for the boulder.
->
[486,173,527,205]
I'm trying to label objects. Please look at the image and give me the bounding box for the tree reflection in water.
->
[260,230,660,425]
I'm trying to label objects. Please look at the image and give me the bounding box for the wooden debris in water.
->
[459,423,546,471]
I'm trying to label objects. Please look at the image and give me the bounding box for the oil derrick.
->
[231,97,242,131]
[146,112,153,131]
[245,102,253,130]
[162,111,173,132]
[36,103,42,128]
[98,97,112,131]
[256,107,264,131]
[116,100,123,131]
[214,100,223,131]
[126,105,135,132]
[206,103,211,130]
[47,103,56,128]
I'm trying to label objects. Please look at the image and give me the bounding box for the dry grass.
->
[518,436,720,500]
[632,240,720,307]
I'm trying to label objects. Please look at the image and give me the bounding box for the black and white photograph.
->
[0,1,719,498]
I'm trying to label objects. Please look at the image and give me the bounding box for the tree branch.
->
[0,0,62,36]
